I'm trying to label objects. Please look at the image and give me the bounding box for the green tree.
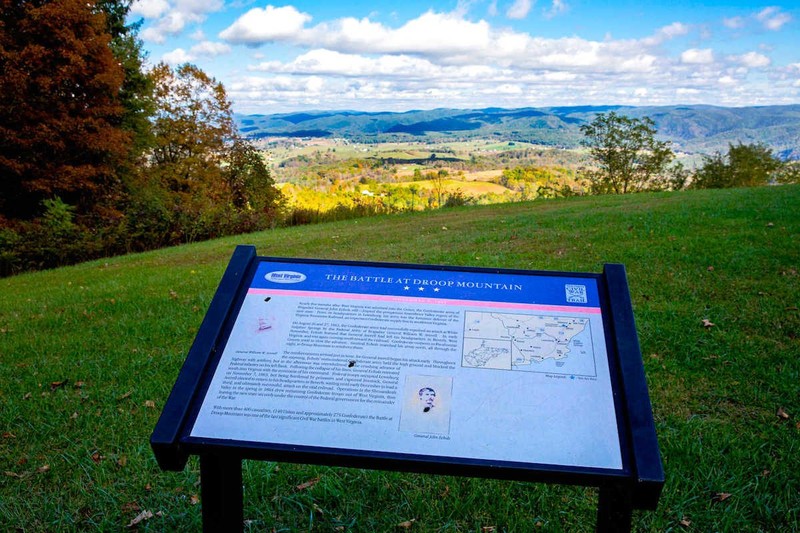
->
[691,142,784,189]
[97,0,155,157]
[225,139,284,218]
[776,161,800,185]
[579,112,675,194]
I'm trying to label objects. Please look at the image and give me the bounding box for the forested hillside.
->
[237,105,800,159]
[0,0,283,276]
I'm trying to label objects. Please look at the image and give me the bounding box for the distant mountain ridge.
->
[236,104,800,159]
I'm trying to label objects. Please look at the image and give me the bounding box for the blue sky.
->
[129,0,800,113]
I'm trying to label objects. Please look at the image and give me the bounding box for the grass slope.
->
[1,186,798,531]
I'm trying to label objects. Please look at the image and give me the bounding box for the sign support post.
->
[596,484,633,532]
[199,454,243,532]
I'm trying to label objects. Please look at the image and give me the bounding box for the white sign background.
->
[190,264,623,471]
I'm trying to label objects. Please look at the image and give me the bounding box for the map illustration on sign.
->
[462,312,596,376]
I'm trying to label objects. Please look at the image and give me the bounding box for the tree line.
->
[0,0,283,276]
[579,112,799,194]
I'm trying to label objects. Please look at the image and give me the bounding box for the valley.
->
[242,104,800,219]
[261,137,588,215]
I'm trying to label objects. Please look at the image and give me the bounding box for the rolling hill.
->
[236,104,800,159]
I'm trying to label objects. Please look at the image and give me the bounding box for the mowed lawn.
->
[1,186,798,531]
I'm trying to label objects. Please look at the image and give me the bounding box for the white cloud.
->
[225,10,669,75]
[540,71,576,81]
[139,0,222,43]
[130,0,169,19]
[162,48,193,65]
[680,48,714,65]
[735,51,771,68]
[305,76,325,93]
[385,12,494,55]
[640,22,690,46]
[544,0,568,19]
[159,41,230,64]
[722,16,745,29]
[207,5,799,111]
[141,27,165,44]
[142,12,203,43]
[506,0,533,20]
[493,84,524,95]
[251,49,431,77]
[250,49,503,82]
[659,22,691,39]
[276,11,495,58]
[510,37,659,73]
[488,0,498,17]
[219,5,313,44]
[756,7,792,31]
[191,41,231,57]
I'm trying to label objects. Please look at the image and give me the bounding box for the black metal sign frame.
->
[151,245,663,531]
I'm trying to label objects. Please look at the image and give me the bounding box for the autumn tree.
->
[431,169,448,207]
[139,63,282,241]
[0,0,131,221]
[499,166,575,199]
[408,184,420,210]
[691,142,784,189]
[579,112,675,194]
[149,63,234,202]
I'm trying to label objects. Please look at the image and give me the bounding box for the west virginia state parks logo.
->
[265,271,307,283]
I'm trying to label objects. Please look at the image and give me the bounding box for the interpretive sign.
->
[152,246,664,532]
[191,258,622,469]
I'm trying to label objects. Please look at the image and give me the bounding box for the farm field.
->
[265,137,586,214]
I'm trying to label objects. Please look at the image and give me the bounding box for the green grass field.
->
[1,186,798,531]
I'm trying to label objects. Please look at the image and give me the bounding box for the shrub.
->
[692,143,783,189]
[443,190,472,207]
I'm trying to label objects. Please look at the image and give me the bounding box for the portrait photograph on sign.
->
[398,375,453,436]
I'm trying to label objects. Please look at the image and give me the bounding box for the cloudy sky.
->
[129,0,800,114]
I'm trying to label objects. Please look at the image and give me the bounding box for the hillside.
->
[1,186,798,531]
[237,104,800,159]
